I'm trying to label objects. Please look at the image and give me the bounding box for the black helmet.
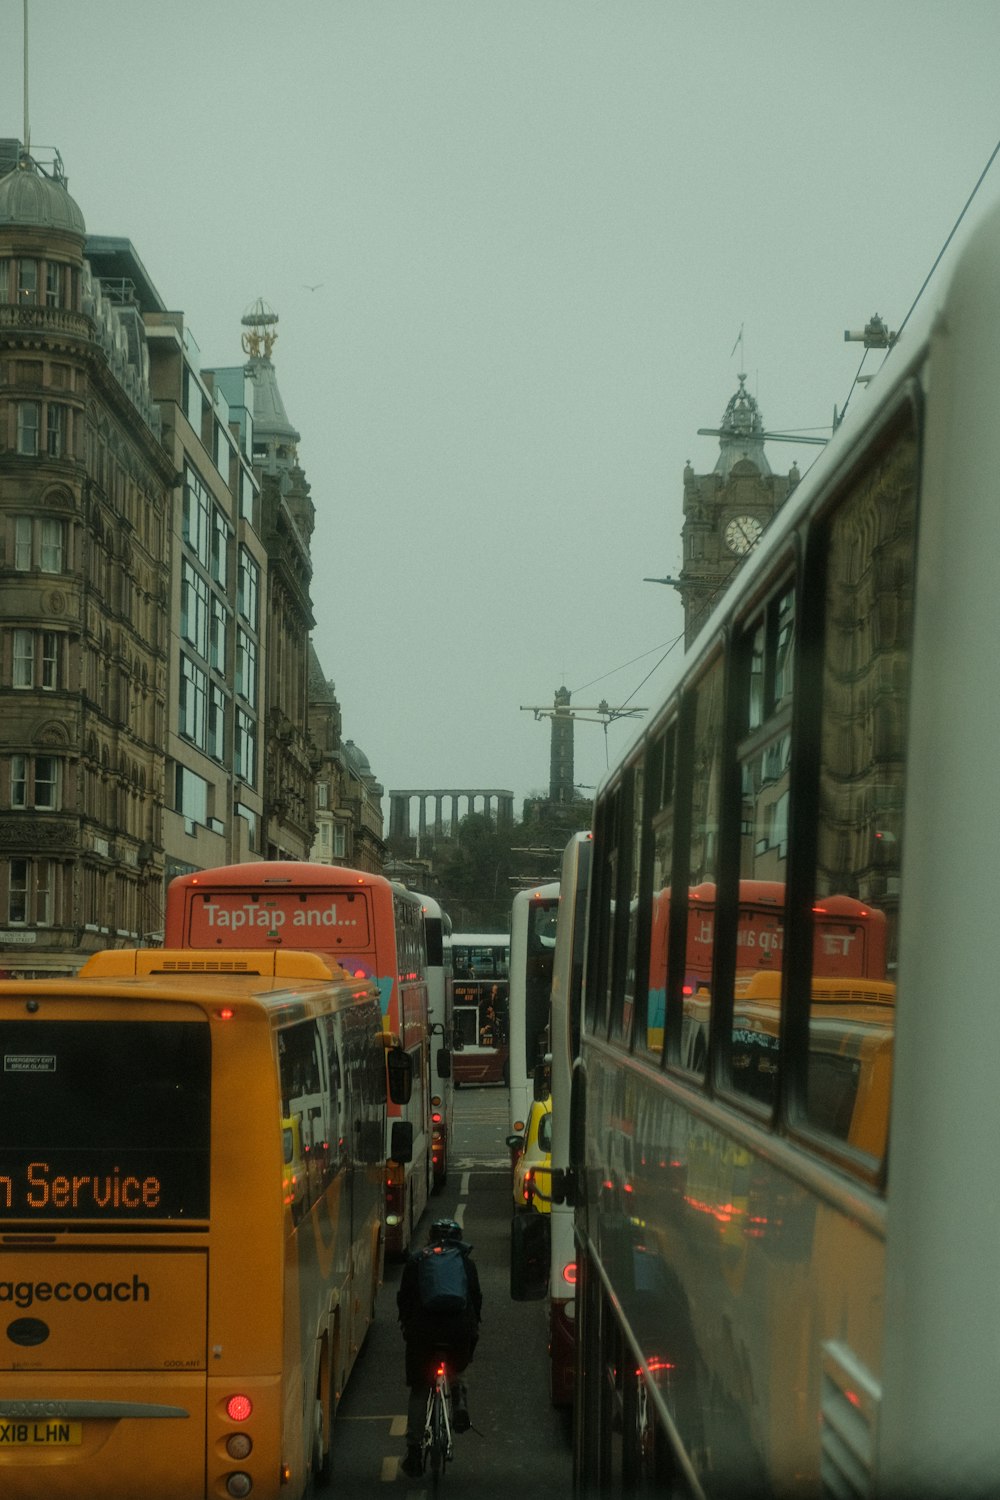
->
[429,1218,463,1244]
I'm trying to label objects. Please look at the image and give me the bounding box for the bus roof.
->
[80,948,338,981]
[169,861,393,891]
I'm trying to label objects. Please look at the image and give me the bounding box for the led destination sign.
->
[0,1019,210,1221]
[0,1156,173,1217]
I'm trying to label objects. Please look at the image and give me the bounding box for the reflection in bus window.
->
[680,656,724,1076]
[808,420,916,1160]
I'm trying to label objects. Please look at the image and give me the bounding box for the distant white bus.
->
[450,932,510,1086]
[546,833,591,1407]
[416,893,454,1188]
[508,885,559,1135]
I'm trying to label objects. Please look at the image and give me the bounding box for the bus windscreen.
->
[0,1021,211,1221]
[182,886,373,950]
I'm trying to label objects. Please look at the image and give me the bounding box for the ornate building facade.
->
[0,146,385,974]
[0,149,173,970]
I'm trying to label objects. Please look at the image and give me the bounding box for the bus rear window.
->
[0,1021,210,1221]
[184,887,373,950]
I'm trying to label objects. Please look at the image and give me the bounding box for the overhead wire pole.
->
[520,694,648,791]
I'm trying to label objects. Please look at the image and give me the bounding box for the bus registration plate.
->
[0,1420,82,1446]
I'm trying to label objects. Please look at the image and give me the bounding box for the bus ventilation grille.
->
[819,1340,880,1499]
[158,960,252,973]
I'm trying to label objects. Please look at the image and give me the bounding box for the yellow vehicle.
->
[507,1096,553,1214]
[507,1097,553,1302]
[0,947,412,1500]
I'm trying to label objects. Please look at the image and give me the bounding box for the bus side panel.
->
[579,1045,886,1496]
[385,978,430,1256]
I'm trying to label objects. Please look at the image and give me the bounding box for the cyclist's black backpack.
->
[416,1244,470,1314]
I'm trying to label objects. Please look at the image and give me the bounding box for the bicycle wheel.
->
[429,1390,446,1483]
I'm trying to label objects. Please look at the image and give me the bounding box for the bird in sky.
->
[302,283,324,292]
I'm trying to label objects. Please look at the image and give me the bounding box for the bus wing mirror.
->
[533,1061,550,1102]
[386,1047,413,1105]
[436,1047,452,1080]
[390,1120,414,1165]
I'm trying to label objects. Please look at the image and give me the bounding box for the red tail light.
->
[225,1393,253,1422]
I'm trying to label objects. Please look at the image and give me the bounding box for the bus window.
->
[807,418,917,1161]
[678,655,725,1076]
[728,584,796,1108]
[643,725,675,1060]
[0,1018,211,1221]
[451,934,510,1086]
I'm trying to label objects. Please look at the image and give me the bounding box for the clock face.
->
[724,514,763,555]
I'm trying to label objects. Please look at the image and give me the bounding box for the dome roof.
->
[343,740,372,775]
[0,162,86,236]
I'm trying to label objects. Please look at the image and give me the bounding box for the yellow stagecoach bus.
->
[0,947,412,1500]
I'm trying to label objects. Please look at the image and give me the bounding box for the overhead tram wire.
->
[571,636,685,697]
[837,133,1000,428]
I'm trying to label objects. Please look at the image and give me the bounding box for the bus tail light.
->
[226,1433,253,1460]
[522,1169,535,1204]
[561,1260,577,1286]
[226,1393,253,1423]
[225,1475,252,1498]
[386,1162,404,1225]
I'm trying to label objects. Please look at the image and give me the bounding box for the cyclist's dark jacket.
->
[397,1240,483,1385]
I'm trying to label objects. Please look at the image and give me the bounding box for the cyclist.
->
[397,1217,483,1477]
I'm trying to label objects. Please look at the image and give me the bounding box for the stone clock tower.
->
[675,376,800,646]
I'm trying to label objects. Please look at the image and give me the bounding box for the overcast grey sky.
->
[8,1,1000,811]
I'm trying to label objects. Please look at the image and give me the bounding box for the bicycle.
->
[422,1356,454,1484]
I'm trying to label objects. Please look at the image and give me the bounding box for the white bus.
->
[450,932,510,1086]
[416,893,454,1188]
[508,883,559,1136]
[572,195,1000,1495]
[546,833,592,1407]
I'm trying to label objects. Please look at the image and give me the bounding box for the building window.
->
[181,562,209,658]
[16,401,40,456]
[215,422,230,483]
[17,260,37,306]
[235,800,258,853]
[11,754,60,810]
[208,684,226,761]
[8,858,53,925]
[179,654,207,745]
[40,517,64,572]
[235,709,257,787]
[13,516,32,571]
[316,782,329,809]
[12,629,60,690]
[239,465,255,521]
[238,548,259,629]
[211,508,228,587]
[45,262,61,308]
[0,261,9,302]
[210,596,228,672]
[182,468,211,566]
[46,404,65,457]
[174,764,208,835]
[235,627,257,705]
[333,824,347,858]
[183,362,204,434]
